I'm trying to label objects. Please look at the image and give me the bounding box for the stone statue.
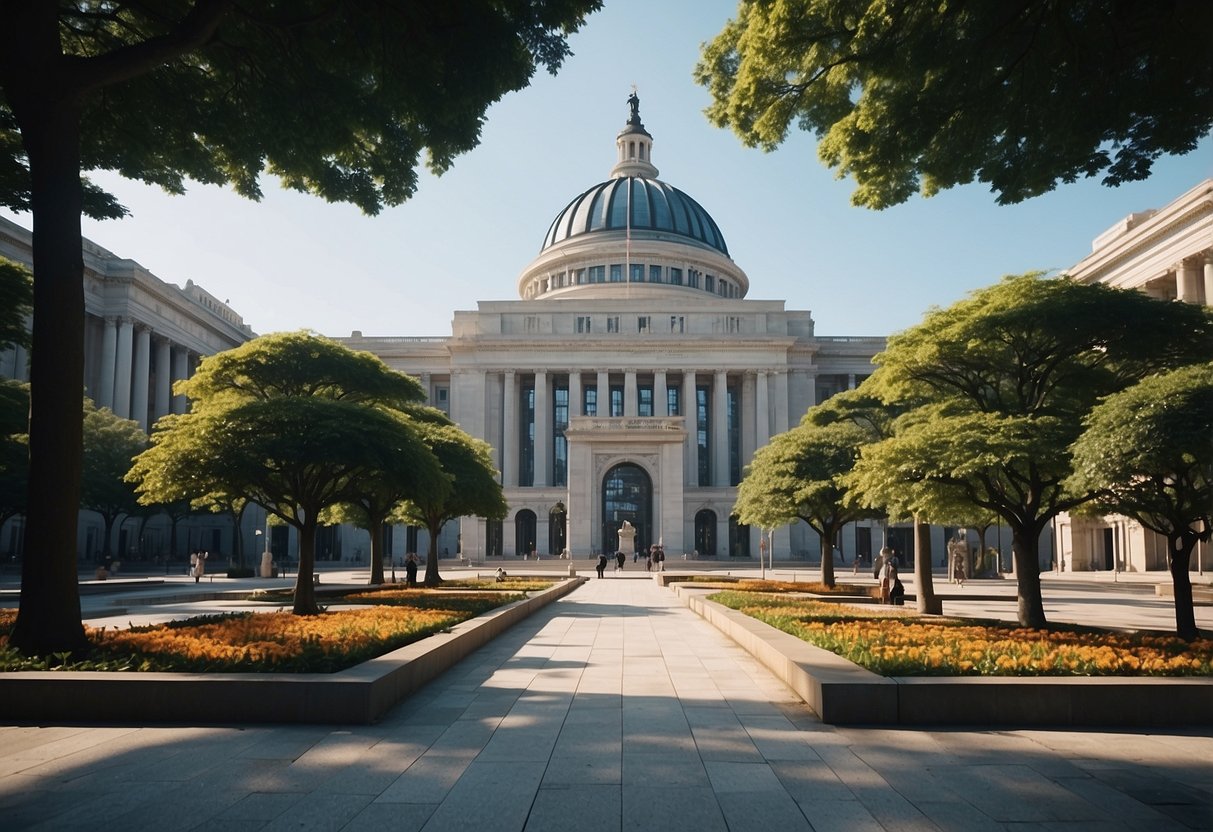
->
[617,519,636,554]
[627,90,640,122]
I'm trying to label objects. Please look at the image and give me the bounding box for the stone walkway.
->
[1,574,1210,831]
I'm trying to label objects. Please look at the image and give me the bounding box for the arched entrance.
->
[514,509,536,557]
[695,509,717,557]
[601,463,652,556]
[549,502,567,556]
[486,519,503,558]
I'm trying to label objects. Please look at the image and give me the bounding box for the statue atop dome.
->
[627,89,641,124]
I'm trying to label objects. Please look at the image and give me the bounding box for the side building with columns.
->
[344,102,886,563]
[0,216,256,561]
[1055,178,1213,574]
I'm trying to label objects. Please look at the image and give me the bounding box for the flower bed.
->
[0,591,521,674]
[666,575,867,595]
[709,591,1213,677]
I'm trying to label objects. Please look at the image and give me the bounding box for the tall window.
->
[553,385,568,486]
[589,265,605,283]
[705,274,715,293]
[667,386,680,417]
[610,264,623,282]
[606,316,620,333]
[649,265,662,283]
[637,316,651,333]
[669,315,684,333]
[696,385,710,486]
[520,384,535,487]
[638,385,653,417]
[584,387,597,417]
[610,386,624,418]
[575,315,591,333]
[630,263,644,282]
[670,267,683,285]
[727,384,741,485]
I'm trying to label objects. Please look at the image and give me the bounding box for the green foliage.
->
[0,257,32,354]
[0,379,28,524]
[2,2,603,216]
[80,400,147,556]
[696,0,1213,208]
[1069,363,1213,537]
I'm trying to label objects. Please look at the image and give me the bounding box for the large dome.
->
[541,177,729,256]
[516,93,748,302]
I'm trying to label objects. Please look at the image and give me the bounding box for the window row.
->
[533,263,741,298]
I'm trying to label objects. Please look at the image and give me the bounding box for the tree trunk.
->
[423,517,444,587]
[101,512,119,559]
[1168,533,1198,642]
[1012,530,1047,628]
[7,28,90,654]
[819,525,836,588]
[368,518,385,585]
[914,516,941,614]
[292,517,321,614]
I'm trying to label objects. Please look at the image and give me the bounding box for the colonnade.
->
[493,367,795,490]
[92,314,196,430]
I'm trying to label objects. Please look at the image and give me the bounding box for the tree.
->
[1068,364,1213,641]
[79,400,147,562]
[734,418,878,588]
[856,274,1213,627]
[399,420,507,588]
[128,333,446,614]
[1,1,600,654]
[0,256,32,353]
[696,0,1213,208]
[323,407,456,586]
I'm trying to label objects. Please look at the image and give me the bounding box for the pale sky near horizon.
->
[5,0,1211,340]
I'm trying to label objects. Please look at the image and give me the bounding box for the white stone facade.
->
[1055,179,1213,574]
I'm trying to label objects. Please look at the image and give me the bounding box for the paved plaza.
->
[1,568,1211,831]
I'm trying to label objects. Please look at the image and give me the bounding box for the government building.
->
[342,99,883,562]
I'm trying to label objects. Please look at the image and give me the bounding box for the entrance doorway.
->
[601,463,652,556]
[515,510,537,557]
[695,510,716,557]
[549,502,567,556]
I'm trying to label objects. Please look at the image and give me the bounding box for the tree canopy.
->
[128,333,446,614]
[734,417,878,587]
[0,257,32,353]
[398,419,507,587]
[80,401,147,561]
[856,274,1213,627]
[1068,363,1213,640]
[696,0,1213,208]
[2,0,600,655]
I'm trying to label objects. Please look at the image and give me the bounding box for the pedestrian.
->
[190,550,207,583]
[405,553,418,587]
[655,545,665,572]
[495,566,508,583]
[645,545,653,572]
[878,553,895,604]
[890,567,905,606]
[615,550,625,572]
[596,552,608,578]
[852,552,860,575]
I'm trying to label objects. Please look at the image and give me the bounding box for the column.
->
[569,371,582,418]
[112,317,134,419]
[171,347,189,414]
[419,371,432,403]
[713,370,728,487]
[755,371,770,446]
[740,371,756,464]
[502,371,517,487]
[596,370,608,417]
[154,337,172,421]
[624,368,638,417]
[654,370,668,416]
[1176,259,1200,303]
[847,373,857,390]
[131,327,151,431]
[533,371,550,487]
[683,371,697,486]
[774,370,790,433]
[98,316,117,410]
[1203,253,1213,307]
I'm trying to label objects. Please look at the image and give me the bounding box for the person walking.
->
[405,553,419,587]
[878,550,896,604]
[596,552,608,578]
[190,550,207,583]
[615,550,626,572]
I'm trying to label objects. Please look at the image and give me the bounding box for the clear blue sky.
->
[5,0,1211,339]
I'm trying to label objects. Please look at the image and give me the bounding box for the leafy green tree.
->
[0,257,32,354]
[1,1,600,654]
[0,379,28,529]
[1068,364,1213,641]
[734,418,878,588]
[399,420,507,588]
[128,333,445,614]
[855,275,1213,627]
[80,400,147,562]
[323,407,455,586]
[696,0,1213,208]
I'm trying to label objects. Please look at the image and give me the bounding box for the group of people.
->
[594,543,667,578]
